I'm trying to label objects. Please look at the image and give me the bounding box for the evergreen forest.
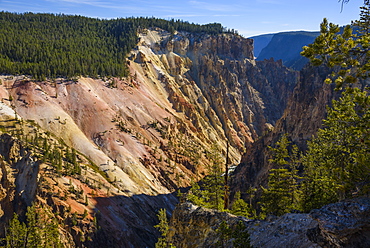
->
[0,12,229,80]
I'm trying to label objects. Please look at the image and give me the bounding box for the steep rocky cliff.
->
[0,28,299,247]
[232,64,337,195]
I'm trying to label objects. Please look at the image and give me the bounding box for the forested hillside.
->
[0,12,229,80]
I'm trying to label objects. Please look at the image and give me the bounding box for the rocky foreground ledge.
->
[167,197,370,248]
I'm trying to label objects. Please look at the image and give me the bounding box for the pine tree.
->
[259,135,301,217]
[26,204,42,247]
[5,204,61,248]
[187,143,225,211]
[154,209,176,248]
[5,213,27,248]
[298,1,370,211]
[187,180,208,206]
[232,221,252,248]
[230,191,256,219]
[203,143,225,211]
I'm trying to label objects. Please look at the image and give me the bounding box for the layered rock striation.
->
[0,28,299,246]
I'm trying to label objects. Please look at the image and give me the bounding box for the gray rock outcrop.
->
[169,198,370,248]
[168,202,318,248]
[308,197,370,248]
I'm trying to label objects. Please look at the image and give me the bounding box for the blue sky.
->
[0,0,364,37]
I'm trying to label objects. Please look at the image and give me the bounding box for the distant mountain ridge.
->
[249,33,274,57]
[250,31,320,70]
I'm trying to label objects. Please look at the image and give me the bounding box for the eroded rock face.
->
[0,134,39,233]
[0,29,298,199]
[138,29,299,154]
[308,197,370,248]
[0,28,300,247]
[232,65,337,196]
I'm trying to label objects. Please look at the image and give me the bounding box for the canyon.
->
[0,24,359,247]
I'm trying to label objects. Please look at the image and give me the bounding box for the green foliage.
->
[230,191,256,219]
[154,209,176,248]
[259,135,302,217]
[5,213,27,248]
[269,134,290,167]
[232,221,252,248]
[216,221,232,247]
[5,203,61,248]
[301,1,370,90]
[0,12,232,80]
[187,143,225,211]
[260,84,370,215]
[297,2,370,211]
[256,3,370,214]
[187,180,208,206]
[260,168,298,217]
[0,12,129,79]
[215,221,252,248]
[300,88,370,211]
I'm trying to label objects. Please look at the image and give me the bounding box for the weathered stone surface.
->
[308,197,370,248]
[168,202,250,248]
[168,202,319,248]
[169,199,370,248]
[249,213,319,248]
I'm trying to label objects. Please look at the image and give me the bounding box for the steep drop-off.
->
[232,64,338,201]
[0,28,299,247]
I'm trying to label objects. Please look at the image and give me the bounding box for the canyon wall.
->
[231,65,338,195]
[0,28,299,247]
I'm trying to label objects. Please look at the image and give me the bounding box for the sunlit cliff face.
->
[0,28,298,247]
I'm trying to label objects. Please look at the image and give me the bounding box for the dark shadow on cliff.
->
[90,192,178,248]
[231,64,339,203]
